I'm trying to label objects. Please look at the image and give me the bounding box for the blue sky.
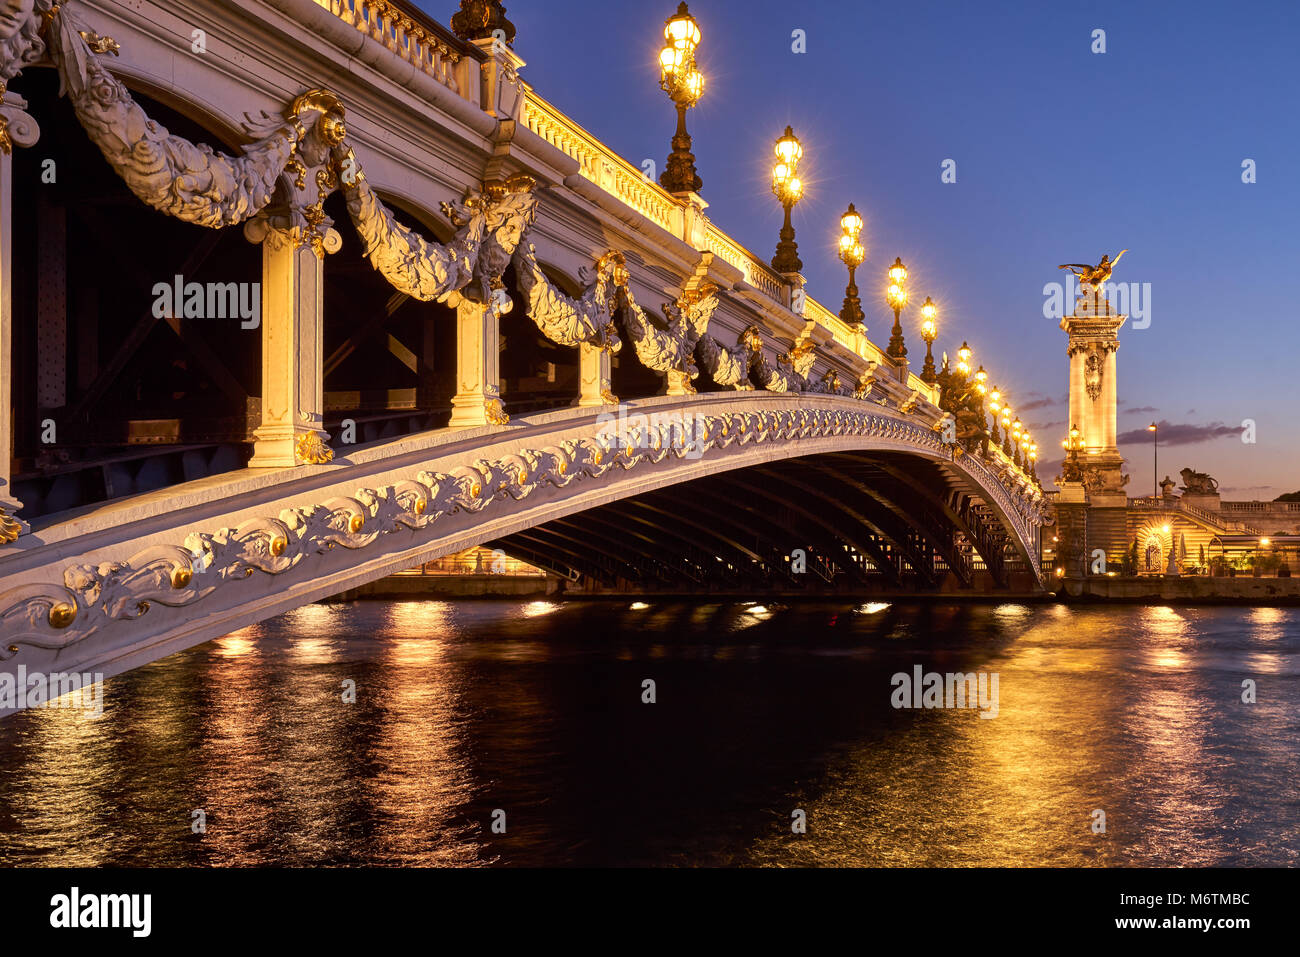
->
[420,0,1299,497]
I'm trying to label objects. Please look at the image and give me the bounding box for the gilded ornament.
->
[48,603,77,629]
[295,432,335,465]
[0,508,21,544]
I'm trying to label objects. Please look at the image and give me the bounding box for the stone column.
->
[1061,292,1125,462]
[577,342,614,407]
[0,93,39,540]
[448,293,508,428]
[244,220,340,467]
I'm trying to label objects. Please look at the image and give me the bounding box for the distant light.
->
[630,601,650,610]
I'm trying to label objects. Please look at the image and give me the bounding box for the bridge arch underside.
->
[490,451,1036,594]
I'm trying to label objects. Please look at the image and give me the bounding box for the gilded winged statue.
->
[1058,250,1127,287]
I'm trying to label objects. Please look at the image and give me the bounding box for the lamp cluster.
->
[770,126,805,273]
[934,340,1040,485]
[837,203,865,324]
[647,5,1039,488]
[657,3,705,194]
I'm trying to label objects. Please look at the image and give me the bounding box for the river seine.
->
[1,600,1296,866]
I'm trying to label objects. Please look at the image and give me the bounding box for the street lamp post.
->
[988,386,1002,444]
[657,3,704,194]
[956,341,971,376]
[886,257,908,358]
[770,126,804,273]
[919,296,938,382]
[1147,421,1158,498]
[838,203,866,326]
[1061,423,1084,480]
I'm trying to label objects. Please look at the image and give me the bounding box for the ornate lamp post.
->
[657,3,705,194]
[1147,421,1158,498]
[988,386,1002,444]
[770,127,804,273]
[885,257,908,358]
[838,203,866,325]
[955,340,971,376]
[1061,423,1084,480]
[919,296,938,382]
[1000,406,1014,455]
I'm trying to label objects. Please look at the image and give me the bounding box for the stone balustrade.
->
[520,94,683,235]
[312,0,465,95]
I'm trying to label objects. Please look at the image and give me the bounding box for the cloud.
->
[1219,485,1278,497]
[1124,405,1158,414]
[1117,420,1240,446]
[1017,393,1063,412]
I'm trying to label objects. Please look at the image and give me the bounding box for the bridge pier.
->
[245,220,340,467]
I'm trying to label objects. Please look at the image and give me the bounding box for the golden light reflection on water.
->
[366,605,480,866]
[2,600,1296,866]
[521,600,560,618]
[745,604,1295,867]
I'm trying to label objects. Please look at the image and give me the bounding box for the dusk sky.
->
[420,0,1300,497]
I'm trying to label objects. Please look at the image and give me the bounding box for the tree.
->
[1199,543,1206,568]
[1127,539,1139,576]
[1276,491,1300,502]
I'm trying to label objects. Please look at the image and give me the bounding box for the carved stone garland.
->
[511,243,622,352]
[43,5,320,228]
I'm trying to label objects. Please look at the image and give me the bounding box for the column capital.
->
[244,214,341,258]
[0,91,40,154]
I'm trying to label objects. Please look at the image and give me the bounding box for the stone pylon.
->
[1061,282,1131,565]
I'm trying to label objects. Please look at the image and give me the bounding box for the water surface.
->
[1,600,1296,866]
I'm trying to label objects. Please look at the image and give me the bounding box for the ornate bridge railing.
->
[311,0,468,95]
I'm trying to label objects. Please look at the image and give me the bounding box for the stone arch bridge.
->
[0,0,1047,689]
